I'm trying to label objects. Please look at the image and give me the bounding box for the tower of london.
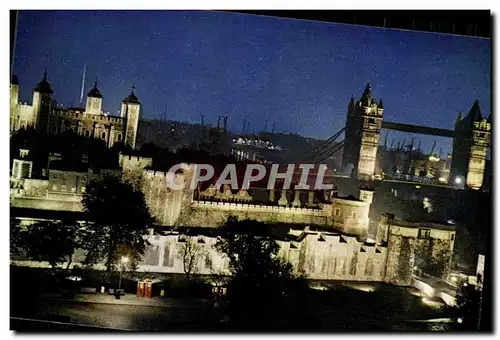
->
[10,71,141,150]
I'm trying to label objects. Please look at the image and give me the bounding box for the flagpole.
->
[80,62,87,106]
[10,10,19,78]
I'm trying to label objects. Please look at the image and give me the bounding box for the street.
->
[12,296,213,331]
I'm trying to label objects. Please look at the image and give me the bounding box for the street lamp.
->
[118,256,129,290]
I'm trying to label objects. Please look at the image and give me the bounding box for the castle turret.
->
[33,70,53,132]
[359,83,373,107]
[342,84,384,179]
[359,187,374,204]
[120,84,141,149]
[85,79,103,114]
[451,100,491,190]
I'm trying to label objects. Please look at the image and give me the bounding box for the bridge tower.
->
[342,84,383,180]
[451,100,491,190]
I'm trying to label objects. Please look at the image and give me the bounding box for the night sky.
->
[13,10,491,154]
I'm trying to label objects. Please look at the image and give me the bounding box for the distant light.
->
[463,282,468,287]
[447,219,455,225]
[457,318,463,324]
[121,256,129,264]
[66,276,82,282]
[455,177,462,184]
[415,185,421,189]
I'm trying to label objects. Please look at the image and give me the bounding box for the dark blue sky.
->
[13,10,491,154]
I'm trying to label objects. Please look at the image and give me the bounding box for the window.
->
[205,254,212,270]
[163,243,174,267]
[451,233,455,241]
[352,212,358,220]
[85,130,91,137]
[365,259,374,277]
[71,187,76,193]
[334,208,340,217]
[12,162,19,177]
[81,186,86,193]
[418,229,431,239]
[117,133,122,142]
[61,185,67,191]
[52,185,58,191]
[101,131,107,140]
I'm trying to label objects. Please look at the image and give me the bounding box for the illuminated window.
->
[81,186,86,193]
[52,185,58,191]
[418,229,431,239]
[71,187,76,193]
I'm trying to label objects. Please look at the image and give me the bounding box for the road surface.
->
[12,296,213,331]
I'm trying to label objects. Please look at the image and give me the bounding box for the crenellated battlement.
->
[57,110,125,124]
[191,200,324,216]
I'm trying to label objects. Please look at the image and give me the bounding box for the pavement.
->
[41,293,204,308]
[13,293,214,331]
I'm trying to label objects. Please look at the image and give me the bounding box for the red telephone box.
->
[144,280,153,298]
[136,281,145,297]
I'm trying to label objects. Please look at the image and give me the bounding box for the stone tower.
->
[120,84,141,150]
[10,74,19,132]
[32,70,53,133]
[85,80,103,114]
[342,84,384,180]
[451,100,491,190]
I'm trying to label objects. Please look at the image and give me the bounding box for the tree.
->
[214,217,310,330]
[20,220,78,270]
[177,235,206,280]
[454,283,482,330]
[80,174,154,271]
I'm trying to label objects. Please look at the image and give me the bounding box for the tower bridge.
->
[305,84,491,190]
[381,121,455,138]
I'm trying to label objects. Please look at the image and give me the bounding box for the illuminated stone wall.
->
[378,216,455,285]
[178,201,331,228]
[11,228,388,282]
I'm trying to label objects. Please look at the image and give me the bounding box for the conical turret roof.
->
[123,84,140,104]
[87,80,102,98]
[11,74,19,85]
[34,70,53,94]
[468,100,483,122]
[359,83,373,107]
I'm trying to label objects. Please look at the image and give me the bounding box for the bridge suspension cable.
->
[313,140,345,163]
[302,126,345,163]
